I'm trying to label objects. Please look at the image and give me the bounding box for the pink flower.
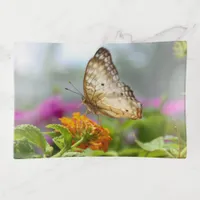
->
[15,95,81,126]
[15,110,40,126]
[162,99,185,115]
[141,97,162,108]
[141,97,185,116]
[38,95,67,120]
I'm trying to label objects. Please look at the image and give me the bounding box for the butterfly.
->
[66,47,142,120]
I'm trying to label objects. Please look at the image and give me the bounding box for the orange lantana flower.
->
[59,112,112,152]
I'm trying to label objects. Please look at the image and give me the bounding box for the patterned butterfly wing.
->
[83,47,142,119]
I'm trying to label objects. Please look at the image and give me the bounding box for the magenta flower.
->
[141,97,162,108]
[141,97,185,116]
[162,99,185,115]
[37,95,79,120]
[14,110,40,126]
[15,95,81,126]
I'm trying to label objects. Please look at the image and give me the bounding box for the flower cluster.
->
[59,112,112,152]
[15,95,80,127]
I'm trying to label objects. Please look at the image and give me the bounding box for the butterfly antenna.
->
[68,81,83,96]
[65,87,82,96]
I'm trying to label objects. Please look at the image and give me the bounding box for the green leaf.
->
[163,136,181,156]
[163,150,175,158]
[14,138,42,159]
[46,124,72,148]
[53,135,65,150]
[147,149,168,158]
[173,41,187,59]
[135,137,164,152]
[137,115,167,142]
[101,117,120,135]
[121,120,136,130]
[138,150,149,157]
[45,144,54,157]
[137,149,171,158]
[43,131,60,138]
[118,148,140,156]
[143,108,162,118]
[62,152,84,157]
[164,135,179,142]
[103,151,118,156]
[163,143,179,150]
[138,149,174,158]
[84,149,118,156]
[108,136,121,150]
[14,124,48,153]
[168,148,179,157]
[180,147,187,158]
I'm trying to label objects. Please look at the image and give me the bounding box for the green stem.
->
[52,137,85,158]
[159,95,167,111]
[165,150,175,158]
[71,137,85,149]
[173,122,182,158]
[145,151,149,157]
[52,147,67,158]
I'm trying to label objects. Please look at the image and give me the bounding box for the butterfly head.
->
[82,96,86,103]
[81,96,91,109]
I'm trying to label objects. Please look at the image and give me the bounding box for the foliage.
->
[173,41,187,59]
[13,107,186,159]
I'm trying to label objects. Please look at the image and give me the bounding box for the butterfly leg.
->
[83,109,91,116]
[77,102,83,108]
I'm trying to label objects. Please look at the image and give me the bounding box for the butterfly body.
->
[82,47,142,120]
[82,97,101,115]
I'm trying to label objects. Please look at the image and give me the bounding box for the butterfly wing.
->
[83,47,117,103]
[83,47,142,119]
